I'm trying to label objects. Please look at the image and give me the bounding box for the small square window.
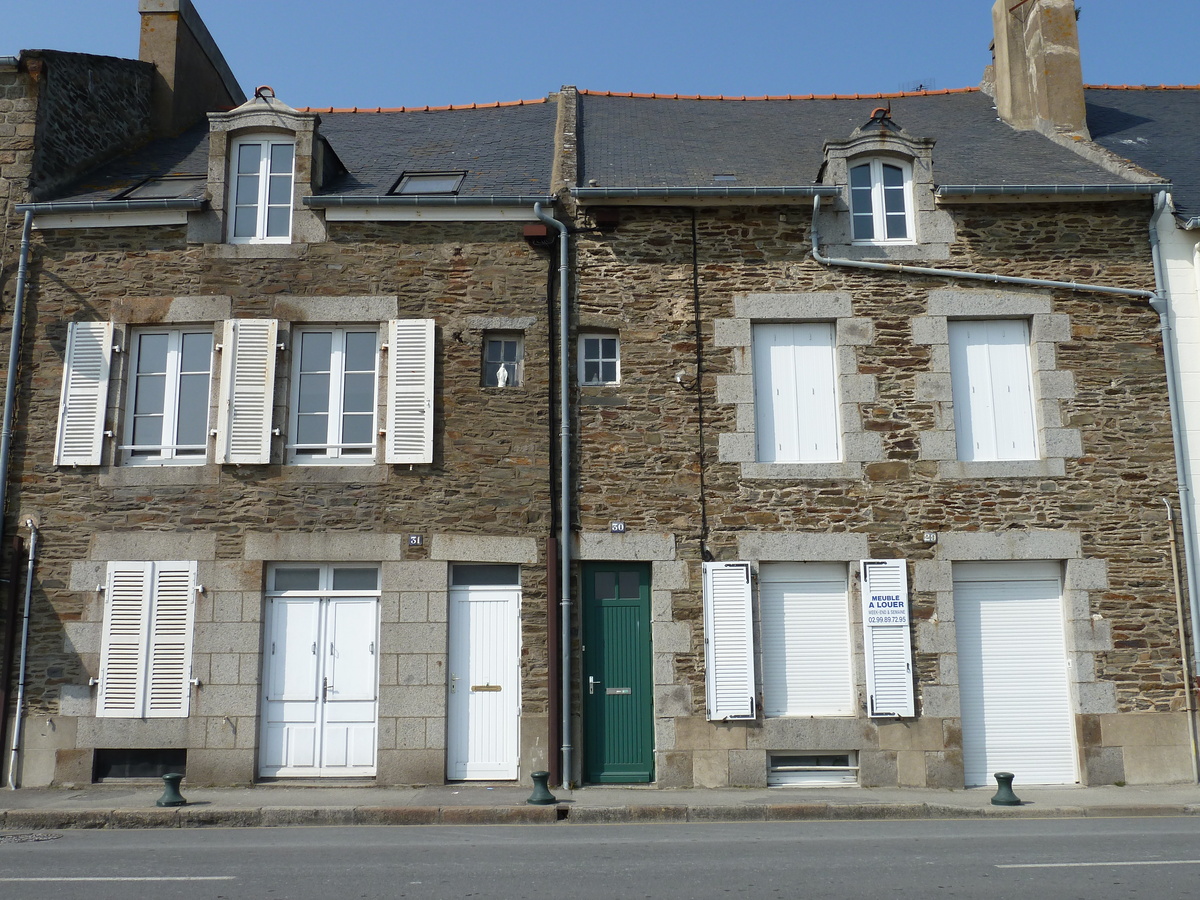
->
[579,333,620,385]
[483,333,523,387]
[390,172,467,195]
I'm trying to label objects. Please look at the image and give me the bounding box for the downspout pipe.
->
[7,521,36,789]
[535,202,573,787]
[0,210,33,554]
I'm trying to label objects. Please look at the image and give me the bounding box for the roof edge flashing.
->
[304,195,557,208]
[16,198,206,214]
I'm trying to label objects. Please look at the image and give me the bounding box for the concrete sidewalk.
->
[4,780,1200,829]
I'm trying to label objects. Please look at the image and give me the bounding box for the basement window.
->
[768,752,858,787]
[390,171,466,195]
[94,748,187,781]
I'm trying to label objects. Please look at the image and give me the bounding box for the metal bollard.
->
[156,772,188,807]
[526,770,557,805]
[990,771,1021,806]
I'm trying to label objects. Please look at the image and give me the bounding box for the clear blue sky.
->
[7,1,1199,110]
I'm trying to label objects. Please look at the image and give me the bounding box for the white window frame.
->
[228,135,295,244]
[97,561,197,719]
[288,325,380,465]
[121,327,213,466]
[948,319,1039,462]
[752,322,842,463]
[849,158,915,244]
[578,333,620,385]
[483,333,523,387]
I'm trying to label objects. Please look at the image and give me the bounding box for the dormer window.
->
[390,172,466,195]
[229,135,294,243]
[849,159,913,243]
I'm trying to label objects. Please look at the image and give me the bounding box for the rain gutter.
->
[935,183,1166,198]
[304,195,557,208]
[16,199,205,215]
[572,186,839,201]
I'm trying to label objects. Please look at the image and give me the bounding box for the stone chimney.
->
[990,0,1089,139]
[139,0,245,136]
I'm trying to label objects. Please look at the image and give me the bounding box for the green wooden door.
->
[582,563,653,783]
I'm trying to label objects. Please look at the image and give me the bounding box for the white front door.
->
[260,565,379,778]
[447,565,521,780]
[954,561,1078,787]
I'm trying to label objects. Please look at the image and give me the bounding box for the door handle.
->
[588,675,601,695]
[322,676,330,700]
[450,674,458,694]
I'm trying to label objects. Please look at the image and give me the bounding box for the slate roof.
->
[1085,86,1200,223]
[577,88,1134,190]
[51,100,558,203]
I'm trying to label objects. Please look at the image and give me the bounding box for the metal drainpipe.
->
[811,196,1200,777]
[7,520,36,789]
[534,202,573,787]
[0,210,33,554]
[1164,499,1200,782]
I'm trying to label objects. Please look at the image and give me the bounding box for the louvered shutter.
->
[98,562,152,717]
[55,321,113,466]
[216,319,277,464]
[753,322,840,464]
[385,319,434,464]
[145,562,196,717]
[703,561,756,720]
[860,558,915,718]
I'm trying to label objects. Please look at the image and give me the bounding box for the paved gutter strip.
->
[3,802,1200,829]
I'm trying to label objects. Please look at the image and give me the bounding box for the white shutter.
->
[145,562,196,717]
[954,561,1076,786]
[860,558,915,718]
[760,563,853,716]
[753,322,840,463]
[55,321,113,466]
[216,319,277,464]
[703,561,756,720]
[98,562,152,717]
[386,319,434,464]
[949,320,1037,461]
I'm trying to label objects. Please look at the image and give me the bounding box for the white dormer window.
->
[849,159,914,243]
[229,135,295,243]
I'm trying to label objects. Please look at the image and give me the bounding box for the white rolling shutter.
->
[216,319,277,464]
[703,561,756,720]
[949,319,1037,461]
[98,561,196,718]
[954,561,1076,786]
[146,562,197,717]
[860,559,915,718]
[752,322,840,463]
[760,562,853,716]
[55,321,113,466]
[98,562,152,717]
[386,319,434,464]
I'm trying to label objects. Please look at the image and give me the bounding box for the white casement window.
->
[760,562,854,717]
[579,334,620,385]
[55,320,113,466]
[702,561,756,721]
[122,328,213,465]
[948,319,1038,461]
[483,333,523,387]
[860,558,915,718]
[289,327,380,464]
[229,136,295,243]
[97,561,197,718]
[752,322,841,463]
[849,159,914,243]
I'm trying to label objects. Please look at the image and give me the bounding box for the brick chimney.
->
[139,0,245,136]
[990,0,1089,139]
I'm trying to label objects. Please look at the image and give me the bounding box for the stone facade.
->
[568,198,1191,787]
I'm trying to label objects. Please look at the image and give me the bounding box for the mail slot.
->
[471,684,502,692]
[606,687,632,695]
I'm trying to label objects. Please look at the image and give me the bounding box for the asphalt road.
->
[3,817,1200,899]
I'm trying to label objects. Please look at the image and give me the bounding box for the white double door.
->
[446,583,520,780]
[260,596,379,777]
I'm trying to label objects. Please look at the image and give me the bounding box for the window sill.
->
[205,243,308,260]
[100,466,221,488]
[936,458,1066,479]
[740,461,863,480]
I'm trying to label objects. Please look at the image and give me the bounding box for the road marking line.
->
[998,860,1200,869]
[0,877,236,882]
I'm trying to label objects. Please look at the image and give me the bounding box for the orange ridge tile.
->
[297,98,546,113]
[576,87,980,100]
[1085,83,1200,91]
